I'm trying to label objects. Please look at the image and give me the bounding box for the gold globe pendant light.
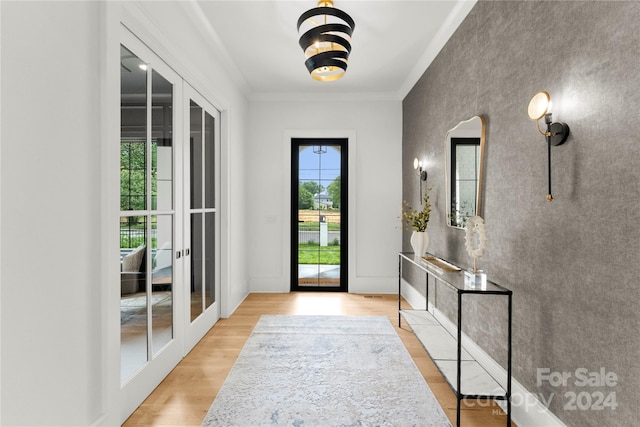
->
[297,0,355,81]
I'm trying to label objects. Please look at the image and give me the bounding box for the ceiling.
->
[193,0,476,100]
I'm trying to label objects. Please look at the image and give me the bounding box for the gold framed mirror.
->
[445,115,486,228]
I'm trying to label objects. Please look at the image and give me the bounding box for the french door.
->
[291,138,348,292]
[119,42,180,384]
[119,37,184,416]
[183,85,221,350]
[119,30,221,421]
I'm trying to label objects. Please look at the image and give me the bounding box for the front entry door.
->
[291,138,347,292]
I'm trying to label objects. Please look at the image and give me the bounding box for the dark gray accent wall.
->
[402,1,639,425]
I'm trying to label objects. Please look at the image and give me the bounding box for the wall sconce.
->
[413,157,428,203]
[527,91,570,202]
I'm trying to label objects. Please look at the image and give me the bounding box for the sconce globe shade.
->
[413,157,420,170]
[528,91,551,120]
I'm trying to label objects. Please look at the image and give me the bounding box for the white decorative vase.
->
[410,231,429,257]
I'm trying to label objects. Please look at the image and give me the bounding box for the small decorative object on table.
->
[421,255,461,273]
[402,188,431,257]
[464,215,487,288]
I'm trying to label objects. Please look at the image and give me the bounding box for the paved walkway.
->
[298,264,341,279]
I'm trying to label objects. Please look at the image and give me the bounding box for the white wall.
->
[247,98,402,293]
[1,2,104,425]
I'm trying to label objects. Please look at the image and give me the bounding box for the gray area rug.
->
[202,315,451,427]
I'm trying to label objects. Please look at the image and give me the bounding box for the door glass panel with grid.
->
[188,99,219,322]
[120,45,174,383]
[292,139,347,291]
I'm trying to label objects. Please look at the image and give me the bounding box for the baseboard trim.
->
[225,290,250,318]
[401,279,566,427]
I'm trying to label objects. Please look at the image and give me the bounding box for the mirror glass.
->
[445,115,486,228]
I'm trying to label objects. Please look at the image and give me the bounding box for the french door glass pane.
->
[120,44,177,383]
[297,145,342,287]
[204,212,215,308]
[120,140,146,211]
[151,215,173,355]
[152,70,173,211]
[190,101,203,209]
[120,215,148,382]
[189,98,217,319]
[204,112,215,208]
[120,46,147,211]
[190,212,203,321]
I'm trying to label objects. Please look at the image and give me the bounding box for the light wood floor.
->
[123,292,513,426]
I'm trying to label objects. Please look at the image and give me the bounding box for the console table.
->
[398,252,512,427]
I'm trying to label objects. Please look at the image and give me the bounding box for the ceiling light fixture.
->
[297,0,355,82]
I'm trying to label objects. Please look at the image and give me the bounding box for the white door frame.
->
[182,83,222,352]
[118,27,186,421]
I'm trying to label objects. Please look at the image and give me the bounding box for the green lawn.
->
[298,243,341,264]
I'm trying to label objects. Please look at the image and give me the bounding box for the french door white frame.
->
[183,84,222,351]
[118,28,186,420]
[117,25,222,423]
